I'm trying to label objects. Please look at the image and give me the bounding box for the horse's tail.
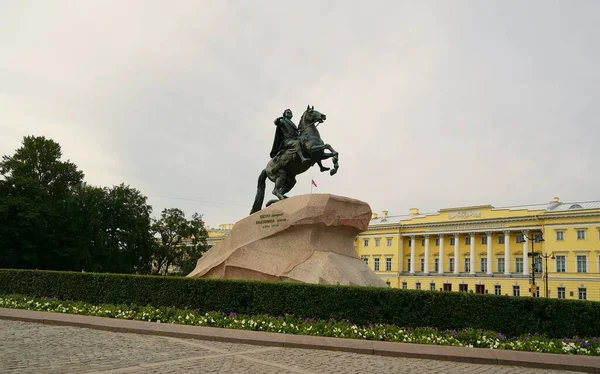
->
[250,169,268,214]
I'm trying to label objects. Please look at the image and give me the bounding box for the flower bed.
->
[1,294,598,356]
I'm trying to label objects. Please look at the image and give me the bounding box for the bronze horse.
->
[250,106,339,214]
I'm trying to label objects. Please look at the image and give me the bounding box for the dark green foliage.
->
[151,208,208,275]
[1,269,599,338]
[0,136,156,273]
[0,136,84,270]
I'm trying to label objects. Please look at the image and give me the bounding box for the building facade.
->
[207,224,233,248]
[356,197,600,301]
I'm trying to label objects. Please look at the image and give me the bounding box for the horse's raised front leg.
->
[317,160,330,172]
[323,144,339,176]
[323,144,338,156]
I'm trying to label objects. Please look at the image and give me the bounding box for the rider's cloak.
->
[270,118,285,158]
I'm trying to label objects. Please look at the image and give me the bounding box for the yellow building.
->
[356,197,600,301]
[207,224,233,248]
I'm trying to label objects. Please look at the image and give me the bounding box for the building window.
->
[420,258,425,272]
[386,238,392,246]
[480,258,487,273]
[362,257,368,266]
[443,283,452,291]
[481,236,487,245]
[363,239,369,247]
[557,287,566,299]
[415,282,421,290]
[402,281,407,289]
[556,255,566,272]
[534,257,542,273]
[385,257,392,271]
[515,258,523,273]
[516,234,524,243]
[494,285,501,295]
[449,258,454,272]
[578,287,587,300]
[577,255,587,273]
[408,238,412,247]
[434,258,439,273]
[375,238,380,247]
[386,281,391,287]
[513,285,520,297]
[464,258,470,273]
[450,237,455,246]
[498,235,505,244]
[465,236,471,245]
[435,238,439,246]
[497,258,505,273]
[577,230,586,240]
[475,284,485,294]
[459,284,468,292]
[556,231,564,241]
[407,258,411,272]
[421,238,425,247]
[430,283,436,291]
[374,258,380,271]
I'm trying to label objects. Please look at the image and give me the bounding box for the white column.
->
[486,231,493,275]
[424,234,430,274]
[504,230,511,275]
[398,235,404,273]
[453,233,459,274]
[522,230,529,275]
[410,235,416,274]
[469,232,476,275]
[438,234,445,274]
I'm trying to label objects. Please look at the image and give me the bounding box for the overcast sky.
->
[1,1,599,228]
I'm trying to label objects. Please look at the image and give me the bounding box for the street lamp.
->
[525,233,545,297]
[538,252,555,298]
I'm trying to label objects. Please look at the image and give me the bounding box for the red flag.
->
[311,179,318,187]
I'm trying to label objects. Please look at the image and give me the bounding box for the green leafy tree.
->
[64,183,155,273]
[101,184,155,273]
[0,136,155,274]
[152,208,208,275]
[0,136,84,269]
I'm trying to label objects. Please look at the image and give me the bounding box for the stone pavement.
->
[0,319,591,374]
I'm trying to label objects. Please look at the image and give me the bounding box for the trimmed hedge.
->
[1,269,599,338]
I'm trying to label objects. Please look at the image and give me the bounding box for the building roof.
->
[495,200,600,212]
[369,199,600,226]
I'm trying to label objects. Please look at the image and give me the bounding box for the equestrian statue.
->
[250,105,339,214]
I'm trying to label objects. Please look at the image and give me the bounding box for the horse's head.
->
[299,105,326,132]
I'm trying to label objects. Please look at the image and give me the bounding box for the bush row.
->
[1,269,598,337]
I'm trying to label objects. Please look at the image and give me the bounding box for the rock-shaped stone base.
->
[187,194,386,287]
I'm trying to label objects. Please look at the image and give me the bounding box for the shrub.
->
[0,269,598,337]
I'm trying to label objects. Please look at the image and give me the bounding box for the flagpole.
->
[310,176,313,194]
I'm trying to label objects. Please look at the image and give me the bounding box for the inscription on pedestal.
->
[255,213,288,228]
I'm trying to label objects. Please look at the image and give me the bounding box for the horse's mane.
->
[298,112,307,131]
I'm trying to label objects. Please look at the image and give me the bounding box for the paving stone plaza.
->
[1,319,583,374]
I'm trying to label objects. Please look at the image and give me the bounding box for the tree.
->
[63,183,155,273]
[0,136,155,274]
[152,208,208,275]
[0,136,84,269]
[101,184,155,273]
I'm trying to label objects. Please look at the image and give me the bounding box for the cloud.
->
[1,0,599,227]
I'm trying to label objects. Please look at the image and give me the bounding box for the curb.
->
[1,308,599,373]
